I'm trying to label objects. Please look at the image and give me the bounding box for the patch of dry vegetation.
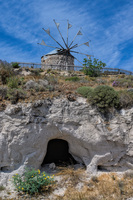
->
[0,168,133,199]
[0,63,133,111]
[54,168,133,200]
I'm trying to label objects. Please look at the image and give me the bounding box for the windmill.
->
[38,19,92,70]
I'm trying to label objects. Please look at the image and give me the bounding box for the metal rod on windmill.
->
[70,41,91,50]
[53,19,68,49]
[73,56,83,65]
[69,29,83,48]
[37,40,59,49]
[67,20,72,47]
[70,50,93,57]
[42,27,64,49]
[69,44,78,50]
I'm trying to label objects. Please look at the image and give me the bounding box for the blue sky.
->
[0,0,133,71]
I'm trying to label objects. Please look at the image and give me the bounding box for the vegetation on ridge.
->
[0,59,133,113]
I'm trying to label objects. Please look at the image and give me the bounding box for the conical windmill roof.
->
[45,49,60,56]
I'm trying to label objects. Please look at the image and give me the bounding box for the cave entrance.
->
[41,139,77,166]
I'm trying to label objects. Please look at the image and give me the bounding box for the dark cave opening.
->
[41,139,78,166]
[97,165,109,172]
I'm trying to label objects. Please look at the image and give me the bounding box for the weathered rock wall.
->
[0,97,133,184]
[41,54,74,70]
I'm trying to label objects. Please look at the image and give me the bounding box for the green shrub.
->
[0,185,5,191]
[88,85,120,113]
[0,68,12,84]
[45,75,58,85]
[112,78,133,88]
[12,168,54,195]
[7,88,26,104]
[11,62,20,69]
[7,77,20,89]
[31,69,40,76]
[77,86,93,98]
[46,69,52,73]
[39,68,44,72]
[127,75,133,81]
[118,90,133,108]
[0,61,13,84]
[65,76,80,82]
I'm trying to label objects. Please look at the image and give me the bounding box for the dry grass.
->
[53,168,133,200]
[55,167,86,190]
[1,168,133,199]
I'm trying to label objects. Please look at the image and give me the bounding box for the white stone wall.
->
[41,54,74,71]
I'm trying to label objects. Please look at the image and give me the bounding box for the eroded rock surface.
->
[0,97,133,185]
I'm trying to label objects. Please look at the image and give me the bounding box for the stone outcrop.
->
[0,97,133,185]
[25,79,48,90]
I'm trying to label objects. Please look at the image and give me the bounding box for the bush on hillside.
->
[12,168,54,195]
[45,75,58,85]
[112,78,133,88]
[0,68,13,85]
[88,85,120,113]
[7,88,26,104]
[118,90,133,108]
[65,76,80,82]
[77,86,93,98]
[0,60,13,84]
[7,77,20,89]
[31,69,41,76]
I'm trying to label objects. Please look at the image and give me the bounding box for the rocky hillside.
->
[0,64,133,200]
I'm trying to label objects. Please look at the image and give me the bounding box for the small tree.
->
[11,62,20,69]
[83,58,106,77]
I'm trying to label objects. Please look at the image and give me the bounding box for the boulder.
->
[127,88,133,92]
[38,79,48,87]
[25,80,39,90]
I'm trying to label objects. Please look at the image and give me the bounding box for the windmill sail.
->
[69,29,83,47]
[43,28,50,35]
[77,30,83,35]
[68,23,72,29]
[42,28,64,49]
[41,40,46,45]
[70,41,90,49]
[53,19,68,48]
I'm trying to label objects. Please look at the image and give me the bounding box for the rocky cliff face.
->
[0,97,133,185]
